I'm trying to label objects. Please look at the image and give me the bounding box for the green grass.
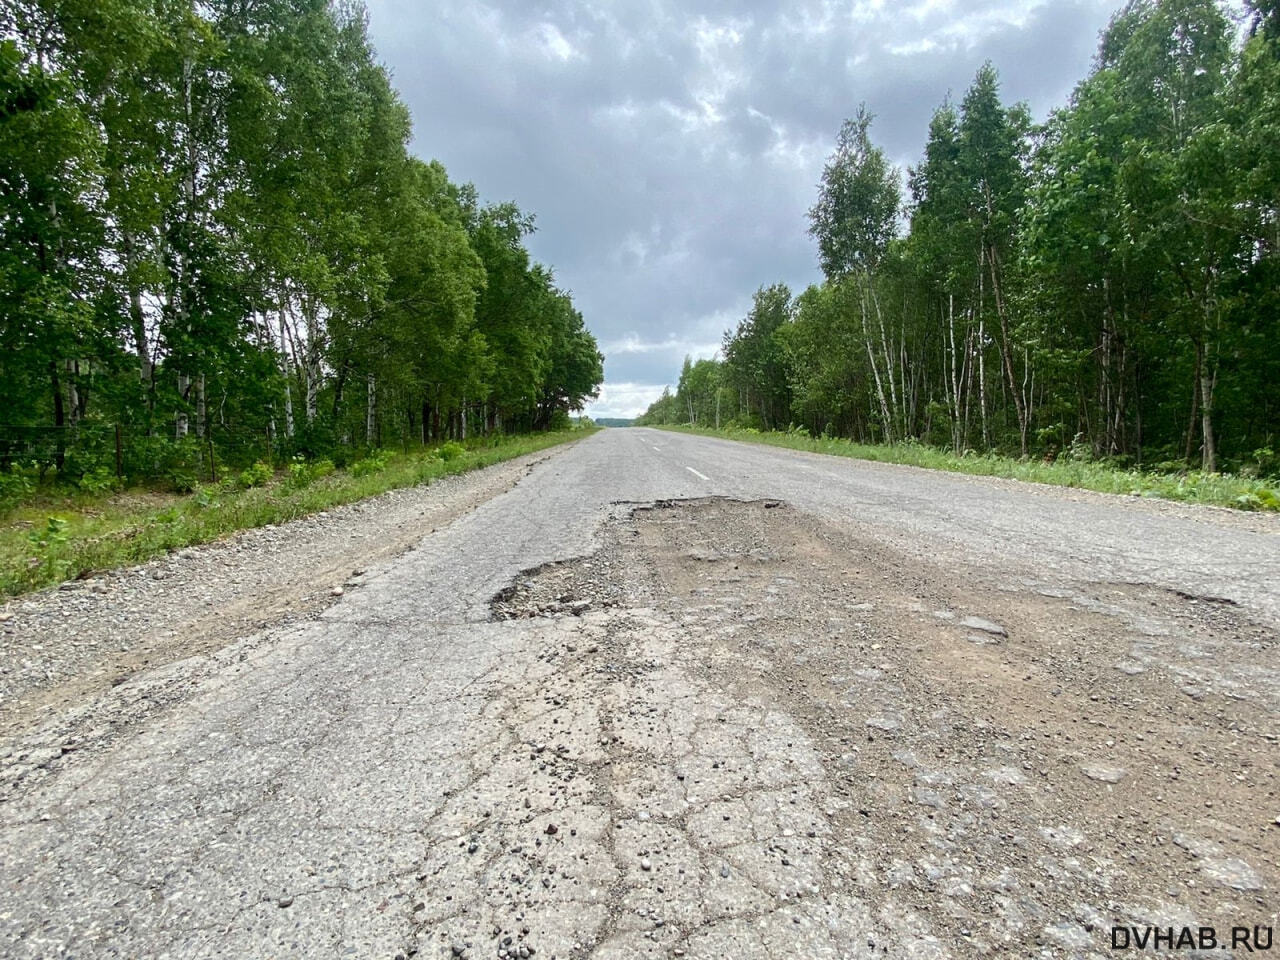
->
[0,429,592,599]
[655,424,1280,513]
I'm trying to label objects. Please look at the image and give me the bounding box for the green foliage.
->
[661,424,1279,512]
[1,0,602,485]
[350,453,389,477]
[76,466,120,494]
[27,516,69,549]
[435,441,466,461]
[643,0,1280,476]
[236,461,273,489]
[167,469,199,494]
[192,486,219,510]
[0,430,586,598]
[0,472,35,512]
[287,457,336,488]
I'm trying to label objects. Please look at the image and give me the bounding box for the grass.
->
[0,429,592,599]
[655,424,1280,513]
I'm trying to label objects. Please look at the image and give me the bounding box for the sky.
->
[362,0,1122,419]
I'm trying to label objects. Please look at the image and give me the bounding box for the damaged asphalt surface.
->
[1,427,1278,958]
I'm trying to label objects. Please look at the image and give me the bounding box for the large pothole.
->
[488,498,787,622]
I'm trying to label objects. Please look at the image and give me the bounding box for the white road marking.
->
[652,446,662,452]
[686,466,710,481]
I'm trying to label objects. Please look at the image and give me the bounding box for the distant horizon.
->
[365,0,1125,420]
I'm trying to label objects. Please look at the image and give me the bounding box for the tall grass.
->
[657,424,1280,513]
[1,429,590,598]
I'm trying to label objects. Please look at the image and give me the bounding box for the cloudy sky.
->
[362,0,1120,419]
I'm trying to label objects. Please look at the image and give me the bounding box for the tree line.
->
[641,0,1279,477]
[1,0,603,471]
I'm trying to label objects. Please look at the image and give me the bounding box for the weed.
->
[237,461,274,489]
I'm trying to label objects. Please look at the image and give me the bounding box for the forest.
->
[0,0,603,482]
[641,0,1280,478]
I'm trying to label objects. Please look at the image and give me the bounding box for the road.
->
[2,427,1278,959]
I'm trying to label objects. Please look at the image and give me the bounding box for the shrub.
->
[25,516,71,581]
[28,516,69,549]
[192,486,220,509]
[167,469,199,493]
[288,457,336,487]
[237,461,273,489]
[77,465,120,494]
[436,441,465,462]
[1253,447,1279,479]
[1067,432,1093,463]
[0,471,34,512]
[351,453,388,477]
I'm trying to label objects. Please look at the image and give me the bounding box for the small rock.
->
[1201,857,1263,891]
[965,633,1001,646]
[1081,764,1127,784]
[959,615,1007,637]
[544,823,558,836]
[277,896,294,908]
[720,865,730,878]
[640,857,652,871]
[330,586,344,597]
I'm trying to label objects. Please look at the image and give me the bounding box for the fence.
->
[0,422,289,484]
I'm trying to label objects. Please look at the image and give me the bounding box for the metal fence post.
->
[115,424,123,479]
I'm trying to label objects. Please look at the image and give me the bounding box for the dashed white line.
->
[652,446,662,452]
[685,466,710,481]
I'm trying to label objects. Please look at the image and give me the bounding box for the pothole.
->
[488,498,791,622]
[489,553,630,621]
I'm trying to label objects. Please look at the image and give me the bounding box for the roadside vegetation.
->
[2,0,604,488]
[656,423,1280,513]
[0,428,591,599]
[640,1,1280,485]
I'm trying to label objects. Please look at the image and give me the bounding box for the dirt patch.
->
[465,496,1280,956]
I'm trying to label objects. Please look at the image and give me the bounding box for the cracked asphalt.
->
[1,427,1278,959]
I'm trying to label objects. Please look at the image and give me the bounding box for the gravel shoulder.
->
[0,445,569,754]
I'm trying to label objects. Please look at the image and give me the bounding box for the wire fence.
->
[0,422,296,484]
[1,416,543,488]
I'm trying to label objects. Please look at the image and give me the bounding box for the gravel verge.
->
[0,444,571,747]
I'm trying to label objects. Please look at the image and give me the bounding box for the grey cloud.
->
[364,0,1118,417]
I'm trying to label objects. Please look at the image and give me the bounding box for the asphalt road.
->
[2,427,1277,959]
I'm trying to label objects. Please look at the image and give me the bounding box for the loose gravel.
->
[0,447,562,751]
